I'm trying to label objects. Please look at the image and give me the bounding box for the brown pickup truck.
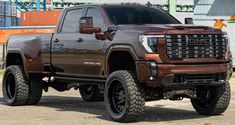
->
[2,4,233,122]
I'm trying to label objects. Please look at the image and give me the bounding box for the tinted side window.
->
[104,6,180,25]
[61,9,83,33]
[86,8,105,30]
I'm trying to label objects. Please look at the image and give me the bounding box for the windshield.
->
[103,5,181,25]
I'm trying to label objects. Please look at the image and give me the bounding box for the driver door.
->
[74,7,108,78]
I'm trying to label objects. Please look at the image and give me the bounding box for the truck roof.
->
[63,4,149,10]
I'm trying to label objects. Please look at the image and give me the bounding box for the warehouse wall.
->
[0,1,18,27]
[194,0,235,66]
[194,0,235,26]
[0,1,19,63]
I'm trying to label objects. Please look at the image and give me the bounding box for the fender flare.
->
[5,49,29,78]
[105,44,138,75]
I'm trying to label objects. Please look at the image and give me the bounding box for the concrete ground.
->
[0,78,235,125]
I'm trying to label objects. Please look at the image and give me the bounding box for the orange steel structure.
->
[21,10,61,26]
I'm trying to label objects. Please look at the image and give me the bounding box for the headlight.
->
[223,33,232,60]
[139,35,164,53]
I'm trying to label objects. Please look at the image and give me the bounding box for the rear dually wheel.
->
[2,65,29,106]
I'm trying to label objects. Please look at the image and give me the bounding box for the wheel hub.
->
[110,81,126,114]
[82,85,94,95]
[6,73,16,99]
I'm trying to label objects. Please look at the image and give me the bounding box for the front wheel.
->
[104,70,145,122]
[191,82,231,115]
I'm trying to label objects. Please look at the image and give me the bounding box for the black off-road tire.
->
[79,85,104,102]
[2,65,29,106]
[191,82,230,115]
[104,70,145,122]
[27,80,43,105]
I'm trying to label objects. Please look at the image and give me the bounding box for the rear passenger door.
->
[75,7,108,78]
[51,8,84,76]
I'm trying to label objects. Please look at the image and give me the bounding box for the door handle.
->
[77,38,83,43]
[53,38,59,43]
[79,49,87,53]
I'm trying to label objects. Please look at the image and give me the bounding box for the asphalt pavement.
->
[0,78,234,125]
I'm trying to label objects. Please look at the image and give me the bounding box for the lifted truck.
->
[2,4,233,122]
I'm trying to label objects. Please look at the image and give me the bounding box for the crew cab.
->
[2,4,233,122]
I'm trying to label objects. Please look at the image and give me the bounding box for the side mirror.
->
[95,32,108,40]
[107,25,118,32]
[185,18,194,24]
[80,17,101,34]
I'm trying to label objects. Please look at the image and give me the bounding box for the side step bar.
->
[54,76,106,84]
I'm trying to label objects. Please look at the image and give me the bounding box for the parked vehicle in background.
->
[2,4,233,122]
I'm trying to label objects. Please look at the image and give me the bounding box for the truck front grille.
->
[165,34,226,59]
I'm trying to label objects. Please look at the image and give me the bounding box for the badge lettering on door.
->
[84,62,101,65]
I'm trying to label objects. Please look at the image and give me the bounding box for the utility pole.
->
[168,0,176,16]
[43,0,46,10]
[36,0,40,11]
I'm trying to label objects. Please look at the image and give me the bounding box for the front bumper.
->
[136,61,233,87]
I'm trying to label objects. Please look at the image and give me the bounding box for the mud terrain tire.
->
[2,65,29,105]
[191,82,230,115]
[104,70,145,122]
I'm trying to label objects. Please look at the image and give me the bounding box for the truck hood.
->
[118,24,222,34]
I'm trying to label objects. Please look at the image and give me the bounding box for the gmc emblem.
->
[188,38,210,45]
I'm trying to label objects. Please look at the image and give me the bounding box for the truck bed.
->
[7,33,54,72]
[0,26,55,44]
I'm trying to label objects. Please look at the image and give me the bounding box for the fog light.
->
[229,59,233,67]
[150,76,155,81]
[149,61,157,80]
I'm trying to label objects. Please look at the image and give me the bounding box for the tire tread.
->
[105,70,145,122]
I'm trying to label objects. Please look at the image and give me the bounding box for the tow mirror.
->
[80,17,101,34]
[185,18,194,24]
[107,25,118,32]
[95,32,108,40]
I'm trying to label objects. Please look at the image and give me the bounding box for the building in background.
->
[0,1,18,27]
[0,1,19,64]
[194,0,234,27]
[194,0,235,67]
